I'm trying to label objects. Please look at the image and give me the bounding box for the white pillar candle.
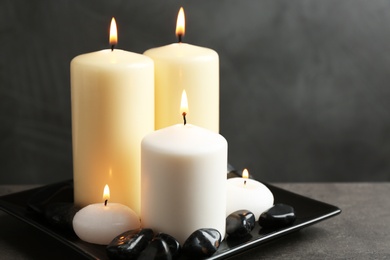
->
[72,185,140,245]
[71,18,154,215]
[144,7,219,132]
[226,169,274,220]
[141,121,227,245]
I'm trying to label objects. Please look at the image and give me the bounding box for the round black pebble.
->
[137,237,171,260]
[258,203,296,228]
[44,202,80,231]
[226,210,255,238]
[182,228,221,259]
[106,228,154,260]
[156,233,181,259]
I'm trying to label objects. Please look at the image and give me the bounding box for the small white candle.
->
[144,7,219,132]
[73,185,140,245]
[141,91,227,245]
[226,169,274,220]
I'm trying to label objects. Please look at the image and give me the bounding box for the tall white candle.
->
[144,7,219,132]
[71,18,154,215]
[141,93,227,244]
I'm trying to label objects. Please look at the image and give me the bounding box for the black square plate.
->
[0,178,341,259]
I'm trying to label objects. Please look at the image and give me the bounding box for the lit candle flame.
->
[175,7,185,42]
[242,169,249,179]
[180,90,188,125]
[103,184,110,206]
[109,17,118,50]
[242,169,249,185]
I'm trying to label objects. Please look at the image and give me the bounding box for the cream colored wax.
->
[144,43,219,132]
[71,49,154,215]
[141,124,227,245]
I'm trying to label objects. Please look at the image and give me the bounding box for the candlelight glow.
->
[103,184,110,201]
[242,169,249,179]
[180,90,189,115]
[109,17,118,46]
[176,7,185,41]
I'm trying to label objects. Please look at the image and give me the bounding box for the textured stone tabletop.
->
[0,183,389,259]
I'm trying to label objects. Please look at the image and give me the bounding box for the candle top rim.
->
[83,202,134,209]
[142,124,227,155]
[227,177,268,189]
[144,43,218,60]
[72,49,154,67]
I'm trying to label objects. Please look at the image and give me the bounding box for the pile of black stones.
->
[105,203,296,259]
[106,228,221,260]
[27,182,297,259]
[37,202,296,259]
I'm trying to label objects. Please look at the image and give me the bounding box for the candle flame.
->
[175,7,185,42]
[242,169,249,179]
[109,17,118,48]
[180,90,189,115]
[103,184,110,201]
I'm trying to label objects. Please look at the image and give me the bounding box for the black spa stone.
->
[258,203,296,228]
[44,202,80,231]
[138,237,172,260]
[106,228,154,260]
[182,228,221,258]
[226,210,255,238]
[156,233,181,259]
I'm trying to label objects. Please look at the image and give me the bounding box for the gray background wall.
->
[1,0,390,184]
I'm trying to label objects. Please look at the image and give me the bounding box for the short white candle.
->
[73,185,140,245]
[144,7,219,132]
[141,91,227,245]
[226,169,274,220]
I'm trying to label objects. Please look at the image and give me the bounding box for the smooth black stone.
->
[226,210,256,238]
[182,228,221,259]
[44,202,80,231]
[138,237,172,260]
[27,181,74,215]
[106,228,154,260]
[156,233,181,259]
[258,203,296,228]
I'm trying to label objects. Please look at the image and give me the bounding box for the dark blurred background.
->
[1,0,390,184]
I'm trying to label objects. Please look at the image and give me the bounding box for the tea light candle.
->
[73,185,140,245]
[226,169,274,220]
[144,7,219,132]
[141,91,227,245]
[71,18,154,214]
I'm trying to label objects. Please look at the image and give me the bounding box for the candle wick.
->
[182,112,187,125]
[178,34,183,43]
[104,199,108,206]
[244,180,246,185]
[111,44,115,51]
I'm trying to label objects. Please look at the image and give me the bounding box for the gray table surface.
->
[0,182,389,259]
